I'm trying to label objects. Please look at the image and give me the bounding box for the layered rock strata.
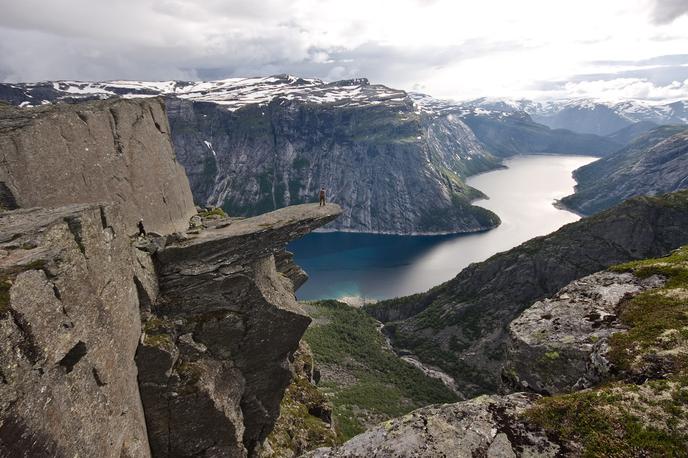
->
[137,203,341,457]
[0,204,150,458]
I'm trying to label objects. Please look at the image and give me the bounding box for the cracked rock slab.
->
[304,393,561,458]
[505,271,665,394]
[0,204,150,458]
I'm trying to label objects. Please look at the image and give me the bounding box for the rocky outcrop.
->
[366,190,688,397]
[305,393,562,457]
[275,250,309,291]
[504,271,665,394]
[0,95,341,457]
[259,341,336,458]
[0,98,196,234]
[0,204,150,457]
[136,203,342,457]
[561,126,688,215]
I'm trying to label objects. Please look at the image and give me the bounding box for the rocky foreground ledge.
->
[137,203,342,457]
[0,202,341,457]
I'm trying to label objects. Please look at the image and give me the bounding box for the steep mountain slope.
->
[312,246,688,457]
[606,120,658,145]
[0,76,617,234]
[457,109,621,156]
[365,191,688,397]
[561,125,688,214]
[471,97,688,136]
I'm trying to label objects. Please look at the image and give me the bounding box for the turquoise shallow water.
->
[288,154,597,301]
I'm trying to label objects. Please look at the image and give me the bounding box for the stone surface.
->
[275,250,309,291]
[304,393,561,458]
[504,271,665,394]
[0,98,196,234]
[0,204,150,457]
[367,190,688,397]
[136,203,342,457]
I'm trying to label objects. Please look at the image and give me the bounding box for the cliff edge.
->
[0,97,343,457]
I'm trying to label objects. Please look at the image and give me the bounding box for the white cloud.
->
[560,78,688,101]
[0,0,686,101]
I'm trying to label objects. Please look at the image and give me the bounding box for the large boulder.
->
[0,98,196,234]
[504,271,664,394]
[305,393,561,457]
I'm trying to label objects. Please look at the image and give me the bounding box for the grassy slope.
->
[526,246,688,456]
[302,300,458,441]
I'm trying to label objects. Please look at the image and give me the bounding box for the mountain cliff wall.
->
[0,98,196,234]
[165,95,500,234]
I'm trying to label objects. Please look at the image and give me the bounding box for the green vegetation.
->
[303,300,458,441]
[608,245,688,374]
[198,207,227,218]
[526,385,687,457]
[526,246,688,456]
[265,367,337,456]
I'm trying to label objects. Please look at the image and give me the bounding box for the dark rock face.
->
[305,393,562,457]
[165,97,500,234]
[367,191,688,397]
[561,126,688,215]
[0,204,150,457]
[136,203,342,457]
[504,271,665,395]
[0,98,196,234]
[275,250,309,291]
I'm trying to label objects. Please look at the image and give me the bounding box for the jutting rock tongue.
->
[137,203,341,457]
[0,98,196,234]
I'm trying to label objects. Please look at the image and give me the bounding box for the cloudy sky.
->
[1,0,687,101]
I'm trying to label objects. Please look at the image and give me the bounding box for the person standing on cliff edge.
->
[137,219,146,237]
[319,187,326,206]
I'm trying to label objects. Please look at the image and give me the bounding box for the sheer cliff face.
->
[166,97,500,234]
[0,204,150,457]
[0,98,196,234]
[136,204,342,457]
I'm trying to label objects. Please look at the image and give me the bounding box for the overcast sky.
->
[1,0,687,101]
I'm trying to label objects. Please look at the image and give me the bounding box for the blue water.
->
[288,154,597,302]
